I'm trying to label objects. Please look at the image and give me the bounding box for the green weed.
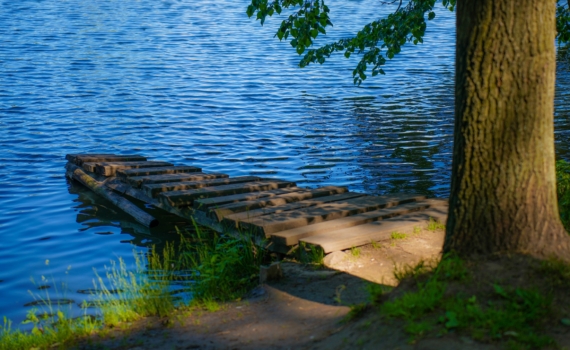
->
[427,217,445,231]
[379,255,554,348]
[370,240,382,249]
[537,256,570,287]
[413,226,421,235]
[178,222,267,302]
[0,221,269,349]
[350,246,361,258]
[342,303,368,323]
[93,244,176,327]
[298,242,325,267]
[390,231,408,240]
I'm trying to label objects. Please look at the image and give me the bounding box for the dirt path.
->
[79,228,451,349]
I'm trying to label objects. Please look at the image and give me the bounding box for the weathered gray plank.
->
[193,187,309,211]
[116,166,202,178]
[143,176,262,198]
[88,161,173,176]
[75,155,146,166]
[219,192,365,223]
[237,194,427,236]
[300,207,448,253]
[271,198,446,246]
[209,186,348,219]
[127,172,229,188]
[158,180,297,207]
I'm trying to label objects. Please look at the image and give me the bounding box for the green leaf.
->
[246,5,255,18]
[428,11,436,20]
[493,284,509,299]
[445,311,459,329]
[562,318,570,326]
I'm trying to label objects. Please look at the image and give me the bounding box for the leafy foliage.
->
[556,160,570,231]
[558,0,570,45]
[378,255,554,348]
[248,0,570,84]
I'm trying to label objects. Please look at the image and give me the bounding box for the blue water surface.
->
[0,0,569,326]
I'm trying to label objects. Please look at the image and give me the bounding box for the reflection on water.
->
[0,0,569,326]
[67,179,184,248]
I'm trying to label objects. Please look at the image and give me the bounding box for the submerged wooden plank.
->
[159,180,297,207]
[65,163,158,228]
[193,187,312,211]
[116,165,202,178]
[127,172,229,188]
[219,192,365,223]
[211,186,350,220]
[271,198,446,246]
[75,155,146,166]
[143,176,262,198]
[237,194,427,236]
[301,207,448,253]
[90,161,173,176]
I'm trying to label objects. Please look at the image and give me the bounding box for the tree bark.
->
[445,0,570,259]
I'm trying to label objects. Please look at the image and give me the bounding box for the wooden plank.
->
[158,180,297,207]
[142,176,262,198]
[271,199,446,246]
[75,155,146,166]
[66,154,116,163]
[88,161,173,176]
[211,186,349,220]
[116,165,202,178]
[219,192,365,223]
[126,172,229,188]
[193,187,308,211]
[237,194,427,236]
[300,207,449,253]
[65,163,158,228]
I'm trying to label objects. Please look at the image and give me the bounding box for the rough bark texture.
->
[445,0,570,259]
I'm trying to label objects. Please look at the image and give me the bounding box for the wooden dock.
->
[65,153,448,254]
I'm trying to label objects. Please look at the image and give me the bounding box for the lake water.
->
[1,0,569,326]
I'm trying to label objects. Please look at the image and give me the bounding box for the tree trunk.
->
[445,0,570,259]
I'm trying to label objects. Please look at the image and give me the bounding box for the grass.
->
[390,231,408,240]
[298,242,325,267]
[426,217,445,231]
[177,222,267,301]
[0,221,269,349]
[370,240,382,249]
[374,254,558,349]
[350,246,361,258]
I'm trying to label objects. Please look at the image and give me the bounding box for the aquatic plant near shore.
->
[0,222,269,349]
[179,221,268,302]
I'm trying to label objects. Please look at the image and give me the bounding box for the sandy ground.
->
[76,228,472,350]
